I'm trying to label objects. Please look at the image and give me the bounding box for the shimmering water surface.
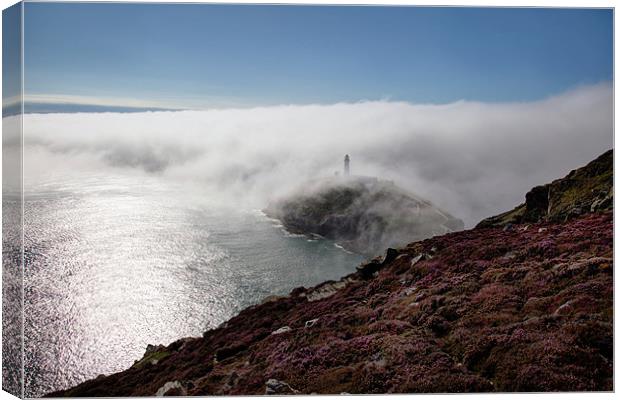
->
[22,174,362,397]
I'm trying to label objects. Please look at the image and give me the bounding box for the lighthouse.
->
[344,154,350,176]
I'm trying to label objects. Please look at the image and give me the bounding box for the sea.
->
[5,172,363,397]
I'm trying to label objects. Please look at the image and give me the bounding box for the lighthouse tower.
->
[344,154,350,176]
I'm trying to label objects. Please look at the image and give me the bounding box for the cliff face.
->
[264,177,464,256]
[477,150,612,228]
[50,151,613,396]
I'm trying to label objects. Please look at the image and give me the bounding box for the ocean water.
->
[16,174,363,397]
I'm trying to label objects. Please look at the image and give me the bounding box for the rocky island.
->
[265,171,464,257]
[49,150,613,396]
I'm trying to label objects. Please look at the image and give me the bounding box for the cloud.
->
[15,83,613,226]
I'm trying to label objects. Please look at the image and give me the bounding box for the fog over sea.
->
[3,84,612,396]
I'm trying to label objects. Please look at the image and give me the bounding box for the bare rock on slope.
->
[477,149,612,228]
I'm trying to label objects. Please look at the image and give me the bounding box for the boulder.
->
[305,318,319,328]
[306,278,354,302]
[155,381,187,396]
[357,248,399,278]
[265,379,299,395]
[144,344,165,357]
[261,295,286,304]
[524,185,549,222]
[410,252,432,267]
[271,326,292,335]
[554,301,574,316]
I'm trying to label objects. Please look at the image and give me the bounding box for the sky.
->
[9,3,613,109]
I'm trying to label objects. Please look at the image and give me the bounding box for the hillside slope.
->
[50,151,613,396]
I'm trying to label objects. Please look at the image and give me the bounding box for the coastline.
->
[47,150,614,396]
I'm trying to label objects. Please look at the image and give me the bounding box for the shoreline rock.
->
[264,176,464,257]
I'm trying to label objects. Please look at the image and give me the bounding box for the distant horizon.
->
[1,81,612,116]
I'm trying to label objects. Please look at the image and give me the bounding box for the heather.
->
[50,151,613,396]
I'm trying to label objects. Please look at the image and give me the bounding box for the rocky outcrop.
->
[265,379,299,395]
[48,152,613,396]
[265,177,464,256]
[132,344,170,368]
[477,150,612,228]
[155,381,188,396]
[356,247,399,278]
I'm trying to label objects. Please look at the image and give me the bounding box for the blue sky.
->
[12,3,615,109]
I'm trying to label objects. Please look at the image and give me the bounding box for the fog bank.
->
[17,84,613,226]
